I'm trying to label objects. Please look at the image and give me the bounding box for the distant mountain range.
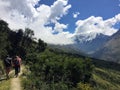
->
[49,29,120,63]
[93,30,120,63]
[72,33,109,54]
[48,44,86,56]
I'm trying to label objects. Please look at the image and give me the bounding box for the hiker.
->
[13,56,22,77]
[4,55,12,79]
[16,56,22,73]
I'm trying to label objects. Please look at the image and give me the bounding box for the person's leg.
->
[6,67,10,79]
[15,67,19,77]
[6,67,9,79]
[18,66,20,73]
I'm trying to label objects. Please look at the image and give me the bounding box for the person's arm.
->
[8,57,12,67]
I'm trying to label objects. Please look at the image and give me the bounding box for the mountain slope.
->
[49,33,109,55]
[48,44,86,56]
[93,67,120,90]
[92,58,120,90]
[73,33,109,54]
[94,30,120,63]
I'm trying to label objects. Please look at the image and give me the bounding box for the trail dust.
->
[10,66,23,90]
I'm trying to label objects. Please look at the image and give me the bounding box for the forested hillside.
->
[0,20,93,89]
[0,20,47,58]
[0,20,120,90]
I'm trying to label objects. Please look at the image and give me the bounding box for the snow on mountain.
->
[73,32,102,43]
[50,31,114,55]
[93,30,120,63]
[71,32,110,54]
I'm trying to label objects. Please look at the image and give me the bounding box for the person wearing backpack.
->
[4,55,12,79]
[13,56,21,77]
[16,56,22,73]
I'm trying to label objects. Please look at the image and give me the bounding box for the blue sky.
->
[37,0,120,33]
[0,0,120,44]
[69,0,120,31]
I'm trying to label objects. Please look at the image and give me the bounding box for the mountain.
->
[48,44,86,56]
[72,33,109,54]
[94,30,120,63]
[49,32,110,55]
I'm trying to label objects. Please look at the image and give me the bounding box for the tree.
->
[24,28,34,39]
[36,39,47,52]
[22,28,34,47]
[16,29,24,46]
[0,20,9,32]
[0,20,10,58]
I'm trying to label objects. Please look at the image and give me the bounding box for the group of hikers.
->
[4,55,22,79]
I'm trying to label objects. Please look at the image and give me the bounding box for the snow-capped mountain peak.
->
[73,32,107,43]
[70,32,110,54]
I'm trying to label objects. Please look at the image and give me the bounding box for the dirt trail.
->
[10,66,23,90]
[10,77,22,90]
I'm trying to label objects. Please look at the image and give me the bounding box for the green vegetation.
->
[0,60,5,77]
[22,49,93,90]
[93,68,120,90]
[0,19,120,90]
[77,83,92,90]
[0,19,47,59]
[0,79,11,90]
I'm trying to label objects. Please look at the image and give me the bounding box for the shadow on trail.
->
[0,77,7,81]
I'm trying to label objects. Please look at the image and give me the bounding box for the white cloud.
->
[118,4,120,7]
[53,22,68,33]
[0,0,120,45]
[73,12,80,18]
[0,0,10,20]
[49,0,71,22]
[0,0,73,44]
[39,32,74,45]
[0,0,37,29]
[75,14,120,36]
[7,0,35,18]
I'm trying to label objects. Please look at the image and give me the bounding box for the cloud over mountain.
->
[0,0,120,45]
[75,14,120,37]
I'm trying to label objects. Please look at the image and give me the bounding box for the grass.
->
[0,60,15,90]
[0,60,5,75]
[1,59,120,90]
[0,79,11,90]
[93,67,120,90]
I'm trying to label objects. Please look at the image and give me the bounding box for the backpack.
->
[4,58,12,67]
[14,60,20,66]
